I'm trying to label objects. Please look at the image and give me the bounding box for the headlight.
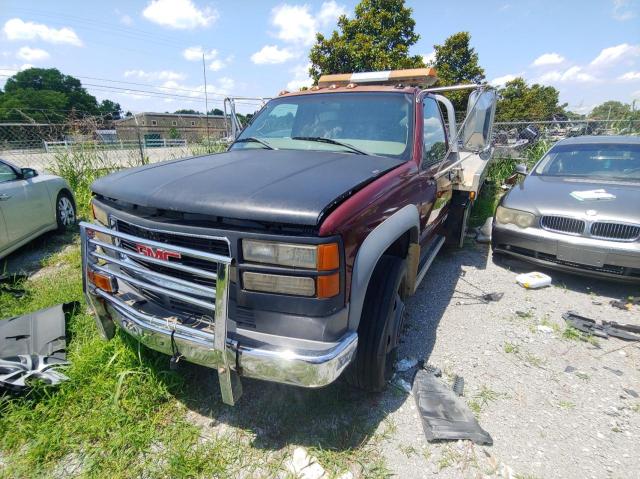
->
[495,206,535,228]
[243,272,316,297]
[242,240,339,270]
[91,200,109,226]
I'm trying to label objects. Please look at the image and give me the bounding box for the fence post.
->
[133,114,147,165]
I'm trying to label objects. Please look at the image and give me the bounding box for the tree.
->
[309,0,424,82]
[209,108,224,116]
[589,101,633,120]
[496,77,567,121]
[430,32,485,112]
[174,109,201,115]
[0,68,120,122]
[98,99,122,121]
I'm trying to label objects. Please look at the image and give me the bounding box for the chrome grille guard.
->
[79,221,241,404]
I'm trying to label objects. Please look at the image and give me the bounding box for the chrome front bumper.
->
[80,222,357,405]
[492,222,640,282]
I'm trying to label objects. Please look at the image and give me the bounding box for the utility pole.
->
[202,53,211,149]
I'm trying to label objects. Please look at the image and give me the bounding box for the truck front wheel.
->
[346,255,407,392]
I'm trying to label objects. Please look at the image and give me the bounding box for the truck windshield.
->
[231,92,414,160]
[534,143,640,182]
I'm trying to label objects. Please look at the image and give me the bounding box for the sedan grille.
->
[590,222,640,241]
[540,216,585,235]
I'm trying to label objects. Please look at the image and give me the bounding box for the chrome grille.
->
[540,216,585,235]
[114,218,230,287]
[80,221,231,331]
[591,222,640,241]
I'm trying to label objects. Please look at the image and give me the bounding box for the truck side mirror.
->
[460,89,497,152]
[515,164,527,176]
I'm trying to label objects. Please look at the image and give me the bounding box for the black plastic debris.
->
[0,354,69,391]
[563,311,640,342]
[0,273,28,298]
[452,375,465,397]
[610,296,639,311]
[413,369,493,445]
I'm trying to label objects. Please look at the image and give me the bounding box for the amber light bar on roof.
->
[317,68,438,88]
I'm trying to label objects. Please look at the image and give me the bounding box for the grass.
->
[468,140,553,229]
[562,326,600,346]
[468,385,503,417]
[0,237,392,478]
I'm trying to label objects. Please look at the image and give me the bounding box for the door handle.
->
[0,194,11,201]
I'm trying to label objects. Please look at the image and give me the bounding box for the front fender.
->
[347,204,419,331]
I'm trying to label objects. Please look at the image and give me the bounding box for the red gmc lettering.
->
[135,244,181,261]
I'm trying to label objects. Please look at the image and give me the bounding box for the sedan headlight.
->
[495,206,536,228]
[242,240,339,270]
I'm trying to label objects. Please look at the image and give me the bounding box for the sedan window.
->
[535,143,640,181]
[0,163,17,183]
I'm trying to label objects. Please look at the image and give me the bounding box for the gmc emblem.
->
[136,244,182,261]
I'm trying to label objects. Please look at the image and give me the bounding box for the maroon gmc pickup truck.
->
[80,68,497,404]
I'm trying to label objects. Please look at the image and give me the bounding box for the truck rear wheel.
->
[346,255,407,392]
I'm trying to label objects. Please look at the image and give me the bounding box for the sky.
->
[1,0,639,115]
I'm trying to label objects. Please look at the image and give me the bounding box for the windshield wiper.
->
[291,136,369,155]
[232,137,277,150]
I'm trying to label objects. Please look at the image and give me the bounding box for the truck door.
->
[417,96,453,244]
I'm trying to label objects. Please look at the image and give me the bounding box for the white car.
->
[0,159,76,260]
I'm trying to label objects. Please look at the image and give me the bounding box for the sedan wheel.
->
[56,193,76,231]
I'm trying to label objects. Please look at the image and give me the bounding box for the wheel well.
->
[382,228,415,259]
[58,188,76,208]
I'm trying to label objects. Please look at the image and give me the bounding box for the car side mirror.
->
[21,168,38,179]
[515,164,527,176]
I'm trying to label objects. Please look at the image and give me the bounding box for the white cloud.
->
[539,66,597,84]
[120,14,133,26]
[532,52,565,67]
[124,69,187,81]
[16,46,50,62]
[183,46,216,61]
[619,71,640,80]
[3,18,82,46]
[318,1,347,26]
[271,1,346,46]
[612,0,637,20]
[251,45,295,65]
[490,73,520,87]
[590,43,640,67]
[160,76,235,97]
[423,51,436,65]
[287,63,313,91]
[142,0,218,29]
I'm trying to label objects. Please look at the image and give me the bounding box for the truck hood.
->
[503,175,640,223]
[91,149,402,226]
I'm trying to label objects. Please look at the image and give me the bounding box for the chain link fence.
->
[2,112,638,172]
[492,119,640,160]
[0,111,233,171]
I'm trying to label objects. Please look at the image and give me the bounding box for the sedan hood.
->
[92,149,402,226]
[504,175,640,223]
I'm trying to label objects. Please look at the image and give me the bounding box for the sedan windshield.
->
[534,143,640,182]
[230,92,414,160]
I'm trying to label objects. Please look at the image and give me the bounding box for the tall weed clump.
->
[49,146,121,218]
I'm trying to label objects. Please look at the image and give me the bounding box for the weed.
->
[524,352,545,368]
[504,342,519,354]
[398,444,418,458]
[562,327,600,347]
[631,403,640,414]
[558,401,576,410]
[438,446,462,470]
[575,372,590,381]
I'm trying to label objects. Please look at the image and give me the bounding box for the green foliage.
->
[98,99,122,120]
[168,127,180,139]
[0,68,119,122]
[431,32,485,112]
[174,109,201,114]
[309,0,424,82]
[496,77,567,121]
[589,100,639,120]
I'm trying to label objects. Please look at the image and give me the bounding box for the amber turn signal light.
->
[317,273,340,298]
[317,243,339,271]
[87,269,118,293]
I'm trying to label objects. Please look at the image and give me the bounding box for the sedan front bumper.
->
[492,222,640,282]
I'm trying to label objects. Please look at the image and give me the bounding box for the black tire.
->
[55,191,76,232]
[346,255,407,392]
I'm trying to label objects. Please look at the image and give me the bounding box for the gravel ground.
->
[378,242,640,479]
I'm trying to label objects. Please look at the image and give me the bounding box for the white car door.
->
[0,162,50,245]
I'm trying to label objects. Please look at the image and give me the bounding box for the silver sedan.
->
[492,136,640,282]
[0,159,76,260]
